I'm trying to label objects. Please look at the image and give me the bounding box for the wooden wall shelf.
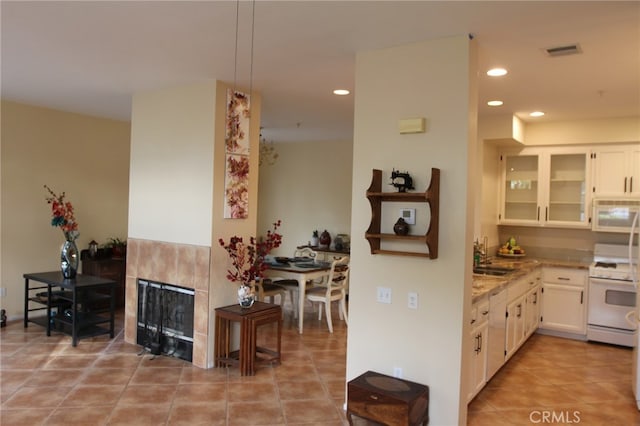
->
[365,168,440,258]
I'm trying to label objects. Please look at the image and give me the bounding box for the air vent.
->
[545,44,582,57]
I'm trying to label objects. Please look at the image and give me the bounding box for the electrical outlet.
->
[376,286,392,304]
[408,292,418,309]
[0,288,6,297]
[393,367,403,378]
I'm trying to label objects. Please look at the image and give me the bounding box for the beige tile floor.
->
[468,333,640,425]
[2,303,639,425]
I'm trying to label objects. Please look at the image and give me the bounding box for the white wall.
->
[129,83,217,246]
[1,101,130,318]
[257,139,353,256]
[346,35,477,425]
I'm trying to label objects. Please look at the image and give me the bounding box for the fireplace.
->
[137,279,195,362]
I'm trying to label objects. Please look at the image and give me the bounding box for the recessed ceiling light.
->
[530,111,545,117]
[487,68,508,77]
[333,89,350,95]
[487,100,504,107]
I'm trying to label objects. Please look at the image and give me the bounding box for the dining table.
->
[263,258,332,334]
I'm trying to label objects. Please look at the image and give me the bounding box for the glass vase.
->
[237,284,255,308]
[61,237,79,279]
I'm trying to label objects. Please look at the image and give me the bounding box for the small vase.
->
[319,230,331,249]
[60,237,79,279]
[393,217,410,236]
[237,284,255,308]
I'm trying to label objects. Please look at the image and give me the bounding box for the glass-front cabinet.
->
[500,148,590,228]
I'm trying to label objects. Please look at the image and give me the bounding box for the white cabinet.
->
[468,297,489,402]
[592,144,640,197]
[525,274,541,337]
[505,294,526,360]
[540,267,587,336]
[499,147,590,228]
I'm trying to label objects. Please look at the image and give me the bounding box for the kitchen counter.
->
[472,256,590,302]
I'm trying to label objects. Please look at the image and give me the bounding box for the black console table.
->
[24,271,116,346]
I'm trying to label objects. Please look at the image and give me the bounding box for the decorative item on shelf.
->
[390,169,415,193]
[44,185,80,279]
[310,230,319,247]
[88,240,99,258]
[393,217,410,236]
[218,220,283,307]
[319,230,331,249]
[107,238,127,259]
[334,234,344,251]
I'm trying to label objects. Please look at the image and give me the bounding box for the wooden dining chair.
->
[305,256,349,333]
[273,247,319,317]
[254,278,287,307]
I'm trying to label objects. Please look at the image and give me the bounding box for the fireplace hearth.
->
[137,279,195,362]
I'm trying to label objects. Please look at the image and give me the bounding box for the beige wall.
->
[0,100,130,319]
[346,35,477,425]
[257,139,353,256]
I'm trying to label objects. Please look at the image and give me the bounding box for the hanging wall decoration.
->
[224,89,251,218]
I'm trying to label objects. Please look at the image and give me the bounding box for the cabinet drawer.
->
[542,267,585,286]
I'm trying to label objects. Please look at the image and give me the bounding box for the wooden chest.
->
[347,370,429,426]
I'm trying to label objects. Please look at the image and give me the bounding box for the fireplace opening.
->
[137,279,195,362]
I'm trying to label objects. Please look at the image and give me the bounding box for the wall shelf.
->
[365,168,440,258]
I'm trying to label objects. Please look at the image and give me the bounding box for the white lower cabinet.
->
[540,267,587,336]
[468,297,489,402]
[505,294,526,360]
[469,268,543,402]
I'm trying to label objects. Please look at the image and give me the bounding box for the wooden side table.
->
[347,370,429,426]
[214,301,282,376]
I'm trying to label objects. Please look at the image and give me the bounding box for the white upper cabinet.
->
[499,147,591,228]
[591,144,640,198]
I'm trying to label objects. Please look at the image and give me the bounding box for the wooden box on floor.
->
[347,370,429,426]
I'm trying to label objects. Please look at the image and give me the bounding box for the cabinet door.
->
[546,152,589,226]
[468,322,488,402]
[501,153,541,223]
[505,296,526,360]
[592,145,639,197]
[525,286,540,337]
[540,283,586,334]
[631,147,640,196]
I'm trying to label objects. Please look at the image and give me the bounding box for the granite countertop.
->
[472,256,590,302]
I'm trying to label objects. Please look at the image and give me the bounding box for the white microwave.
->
[592,199,640,233]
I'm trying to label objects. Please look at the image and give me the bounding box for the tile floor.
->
[2,304,639,425]
[467,333,640,425]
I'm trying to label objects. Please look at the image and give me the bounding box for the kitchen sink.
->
[473,265,515,276]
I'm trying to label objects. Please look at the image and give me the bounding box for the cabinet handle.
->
[580,290,584,304]
[471,318,476,325]
[631,177,634,193]
[558,277,570,281]
[533,292,538,304]
[545,206,548,221]
[478,333,482,352]
[537,206,540,221]
[625,177,628,193]
[482,310,489,316]
[517,304,522,317]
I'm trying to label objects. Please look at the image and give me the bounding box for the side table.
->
[214,301,282,376]
[347,370,429,426]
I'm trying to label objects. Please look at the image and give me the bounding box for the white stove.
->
[589,243,637,282]
[587,243,637,347]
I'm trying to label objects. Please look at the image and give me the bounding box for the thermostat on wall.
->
[400,208,416,225]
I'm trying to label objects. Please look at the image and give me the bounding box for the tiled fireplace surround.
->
[123,238,212,368]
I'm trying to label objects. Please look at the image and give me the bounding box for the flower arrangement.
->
[44,185,79,241]
[219,220,282,286]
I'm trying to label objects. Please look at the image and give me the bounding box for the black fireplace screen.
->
[137,279,195,362]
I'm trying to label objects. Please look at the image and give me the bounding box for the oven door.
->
[588,277,636,331]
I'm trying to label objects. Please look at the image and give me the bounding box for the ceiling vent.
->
[544,43,582,57]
